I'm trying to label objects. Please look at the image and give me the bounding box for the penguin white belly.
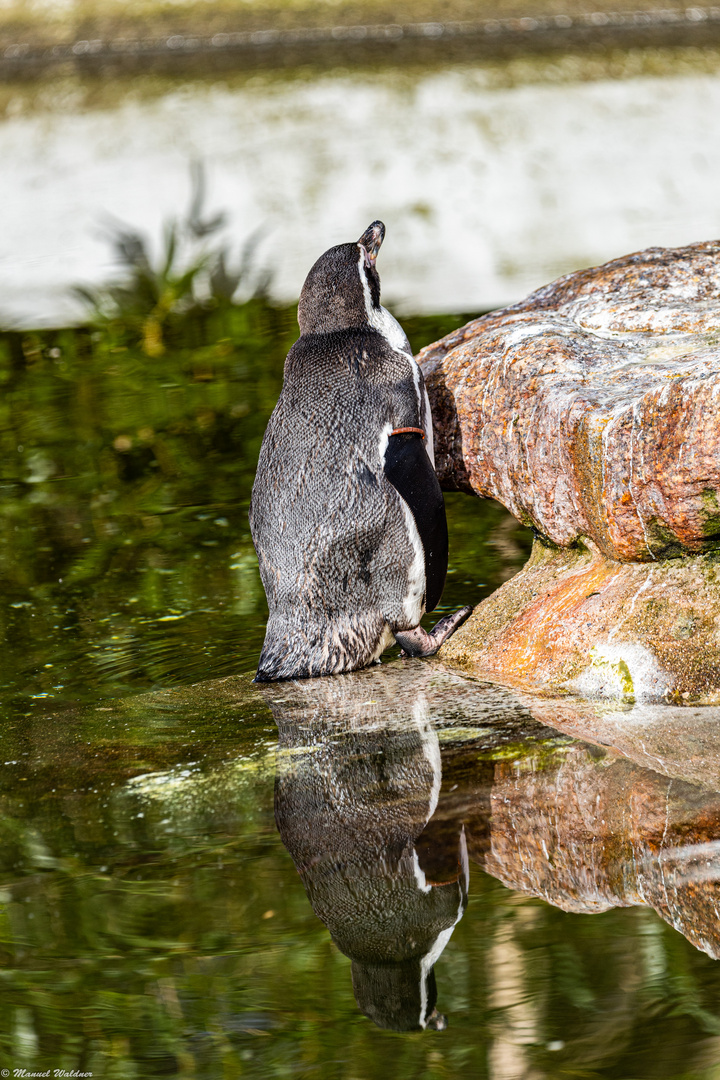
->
[370,623,396,663]
[371,304,412,355]
[365,289,436,465]
[421,384,435,468]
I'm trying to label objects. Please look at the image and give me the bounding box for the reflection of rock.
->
[524,692,720,792]
[486,742,720,960]
[418,242,720,697]
[260,661,720,1027]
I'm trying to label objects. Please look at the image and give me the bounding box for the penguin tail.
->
[252,670,276,684]
[254,628,310,682]
[255,611,387,681]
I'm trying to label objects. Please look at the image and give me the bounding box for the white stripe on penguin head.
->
[357,247,414,357]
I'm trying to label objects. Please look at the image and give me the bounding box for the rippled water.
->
[2,312,720,1076]
[4,663,720,1076]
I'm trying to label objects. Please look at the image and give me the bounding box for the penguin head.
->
[297,220,385,336]
[350,959,448,1032]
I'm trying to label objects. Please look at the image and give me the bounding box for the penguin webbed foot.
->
[395,605,473,658]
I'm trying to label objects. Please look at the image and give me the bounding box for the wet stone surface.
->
[439,540,720,701]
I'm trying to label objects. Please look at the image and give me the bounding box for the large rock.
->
[419,241,720,698]
[420,240,720,562]
[439,541,720,701]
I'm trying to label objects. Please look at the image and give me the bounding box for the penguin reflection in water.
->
[250,221,471,681]
[263,669,487,1031]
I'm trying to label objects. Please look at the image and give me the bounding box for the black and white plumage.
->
[266,671,470,1031]
[249,221,470,682]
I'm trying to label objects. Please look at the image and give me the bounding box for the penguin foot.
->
[395,605,473,658]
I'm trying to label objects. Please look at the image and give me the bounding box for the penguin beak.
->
[357,220,385,264]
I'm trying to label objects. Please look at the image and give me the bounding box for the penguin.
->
[249,220,471,682]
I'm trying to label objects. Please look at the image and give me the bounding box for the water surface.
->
[3,663,720,1076]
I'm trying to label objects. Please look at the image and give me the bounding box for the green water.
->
[0,307,526,706]
[2,310,720,1078]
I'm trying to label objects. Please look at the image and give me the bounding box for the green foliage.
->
[74,163,270,358]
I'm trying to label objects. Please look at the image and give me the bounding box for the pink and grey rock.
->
[420,240,720,560]
[418,241,720,699]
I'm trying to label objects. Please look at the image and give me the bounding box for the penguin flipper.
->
[383,433,448,613]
